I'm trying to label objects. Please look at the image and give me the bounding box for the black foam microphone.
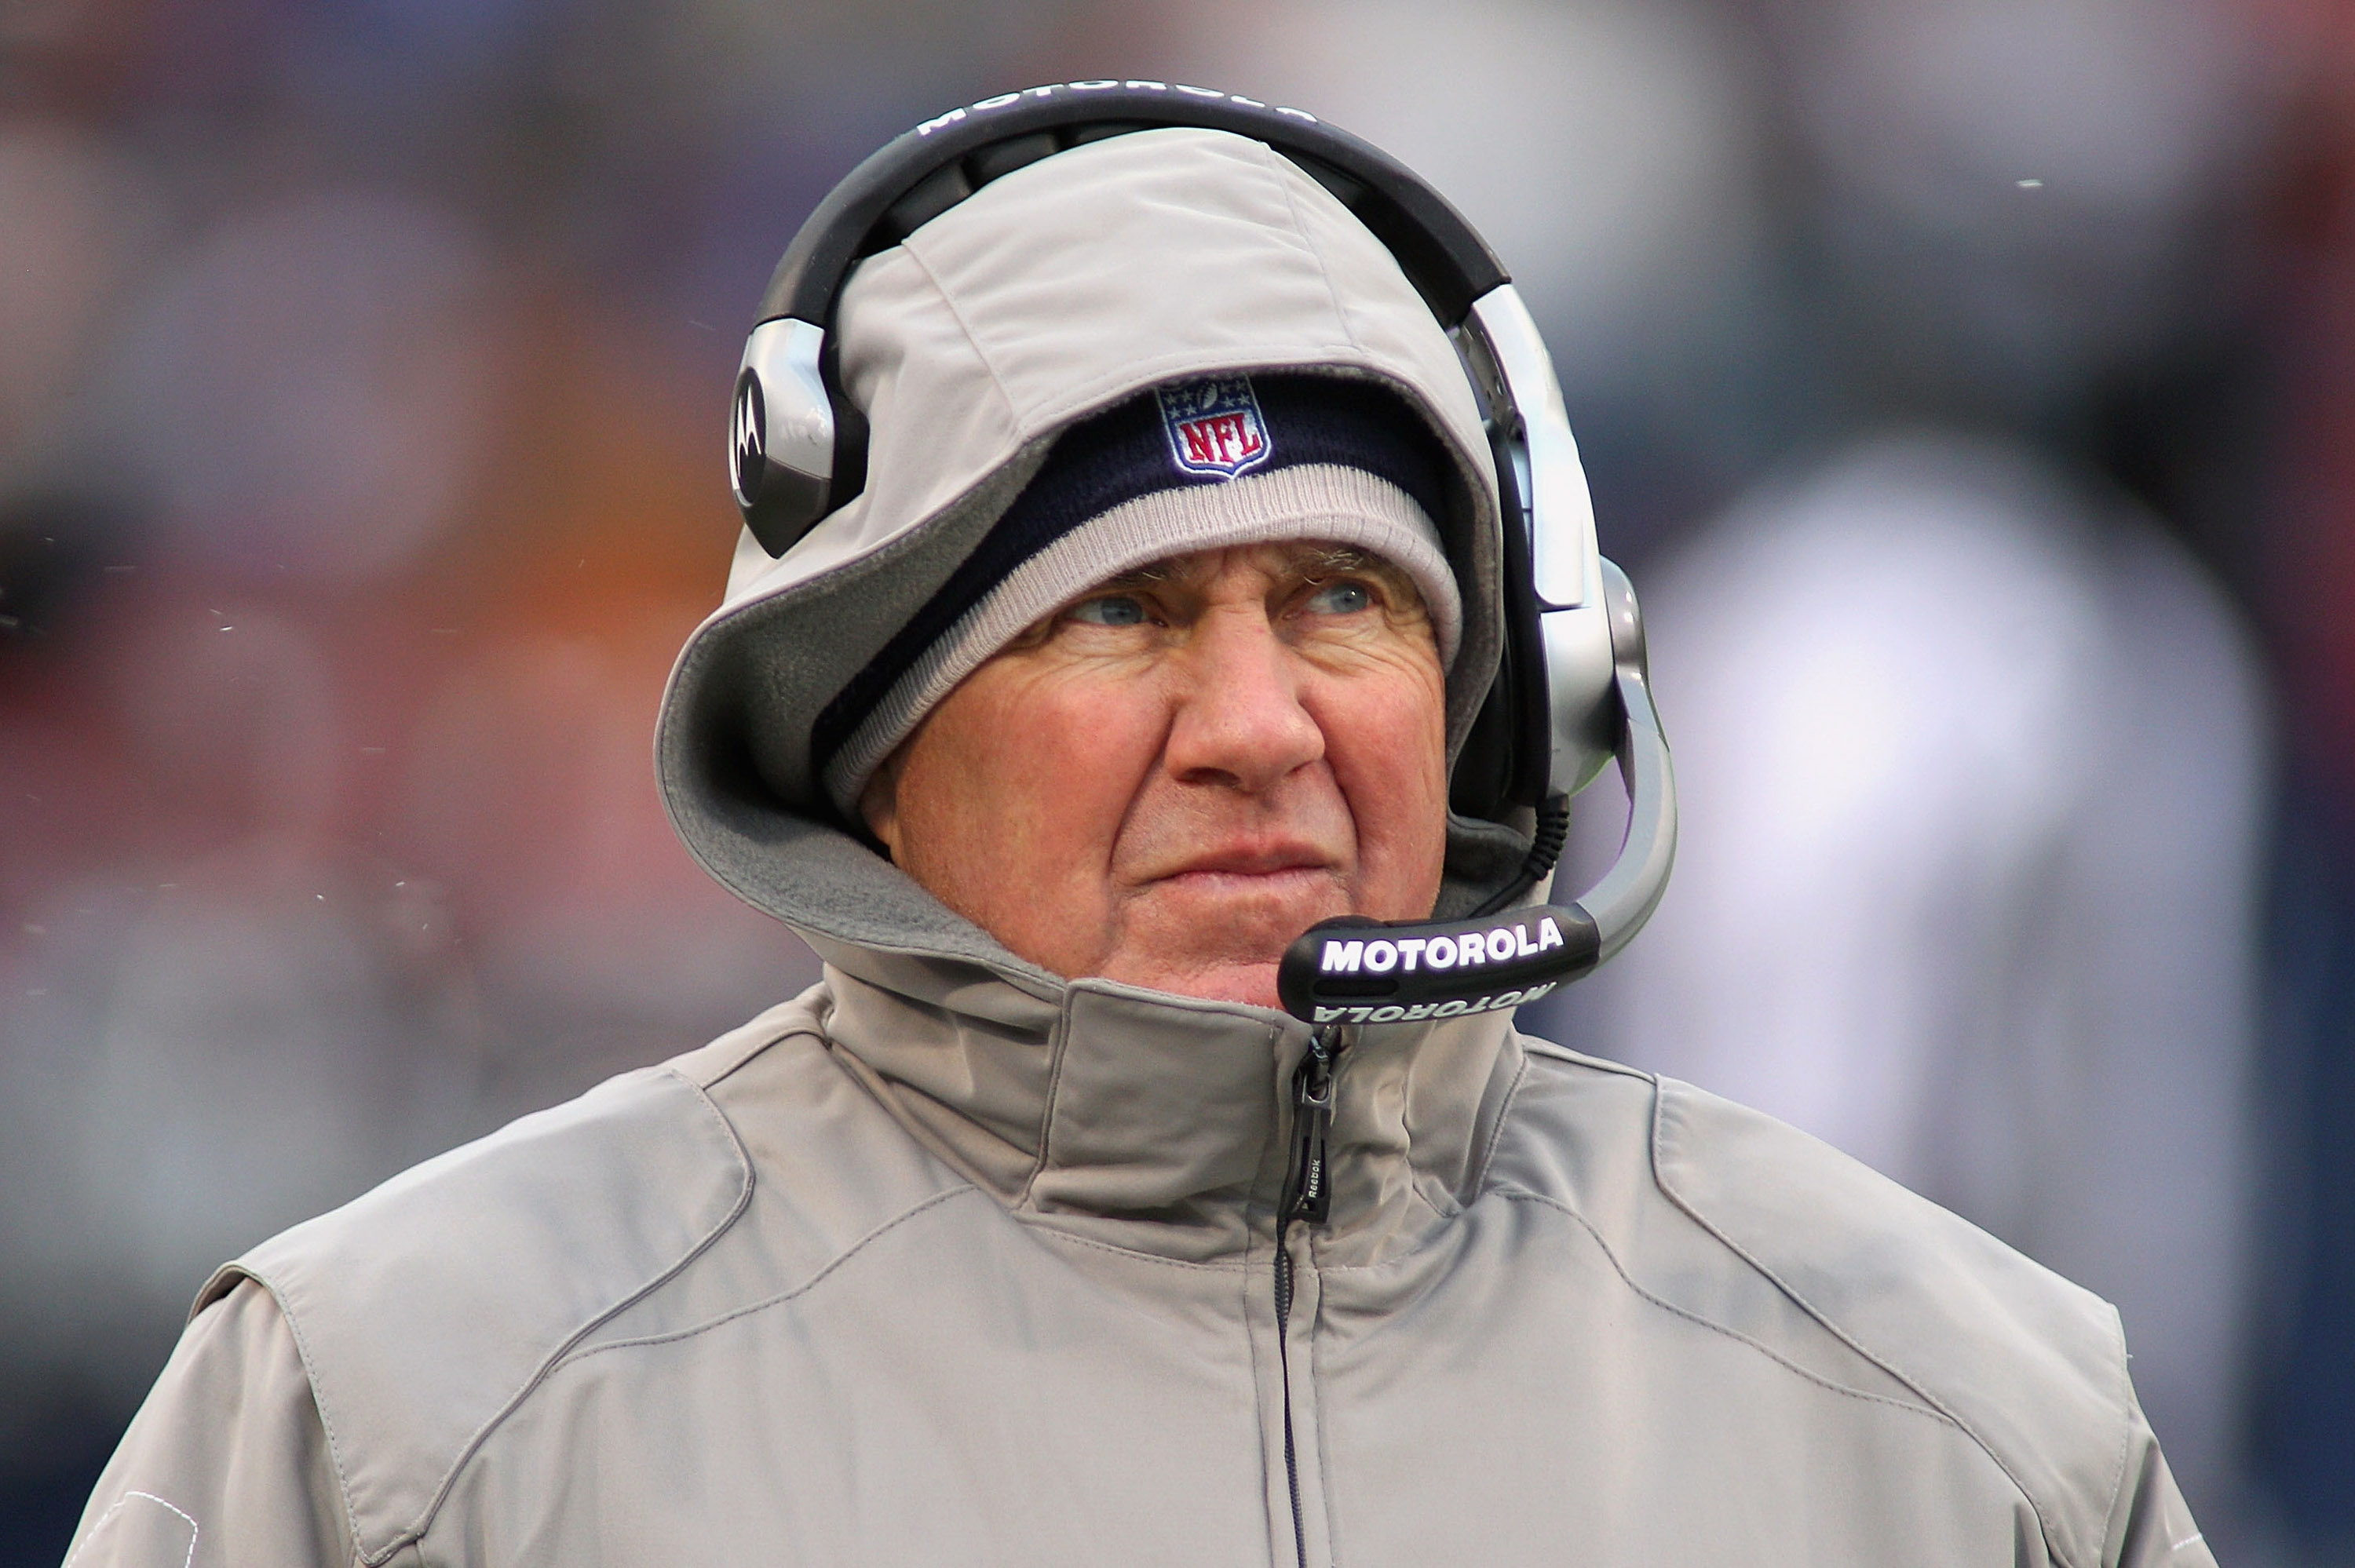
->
[1276,907,1601,1026]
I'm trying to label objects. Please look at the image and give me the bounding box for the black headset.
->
[728,81,1675,1016]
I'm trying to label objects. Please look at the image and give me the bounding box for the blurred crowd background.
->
[2,0,2351,1561]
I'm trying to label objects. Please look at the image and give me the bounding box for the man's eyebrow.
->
[1294,545,1379,579]
[1291,545,1425,607]
[1086,560,1182,593]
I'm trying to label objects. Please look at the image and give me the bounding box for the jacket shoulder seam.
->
[376,1067,756,1559]
[1492,1189,1958,1429]
[1517,1034,1656,1081]
[1645,1091,2093,1566]
[181,1278,372,1566]
[1467,1050,1532,1195]
[276,1292,369,1564]
[681,1007,830,1093]
[2100,1296,2136,1547]
[557,1183,986,1362]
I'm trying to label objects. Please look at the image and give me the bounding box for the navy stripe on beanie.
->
[810,373,1452,792]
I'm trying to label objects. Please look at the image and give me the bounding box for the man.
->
[70,111,2208,1566]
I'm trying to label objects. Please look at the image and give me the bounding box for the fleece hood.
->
[655,125,1528,982]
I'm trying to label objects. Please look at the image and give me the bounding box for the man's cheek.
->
[1031,707,1163,800]
[1329,717,1448,913]
[1003,747,1146,888]
[1329,703,1446,803]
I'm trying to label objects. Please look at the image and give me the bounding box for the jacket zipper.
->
[1273,1027,1338,1568]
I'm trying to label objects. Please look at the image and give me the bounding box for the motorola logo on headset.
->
[1284,908,1596,1025]
[1306,985,1561,1028]
[1318,916,1572,977]
[731,371,767,509]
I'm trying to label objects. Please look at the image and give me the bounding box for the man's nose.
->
[1163,605,1325,793]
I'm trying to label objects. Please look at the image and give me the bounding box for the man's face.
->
[862,541,1450,1008]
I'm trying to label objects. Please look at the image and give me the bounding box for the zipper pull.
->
[1282,1030,1338,1228]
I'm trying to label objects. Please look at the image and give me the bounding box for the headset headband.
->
[761,82,1507,336]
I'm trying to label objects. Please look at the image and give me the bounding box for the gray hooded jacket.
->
[69,127,2211,1568]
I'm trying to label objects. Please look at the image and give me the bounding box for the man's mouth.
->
[1156,843,1338,882]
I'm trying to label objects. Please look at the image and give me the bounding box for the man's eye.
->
[1305,581,1374,616]
[1067,594,1151,627]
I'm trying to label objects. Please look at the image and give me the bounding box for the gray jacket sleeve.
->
[2112,1407,2220,1568]
[65,1280,353,1568]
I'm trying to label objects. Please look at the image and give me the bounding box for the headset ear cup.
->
[1450,421,1524,818]
[1466,419,1554,813]
[1498,548,1553,810]
[732,318,855,556]
[1450,673,1516,819]
[828,381,868,518]
[739,458,831,556]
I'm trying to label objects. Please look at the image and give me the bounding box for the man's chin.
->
[1099,956,1285,1010]
[1149,873,1352,938]
[1098,877,1354,1008]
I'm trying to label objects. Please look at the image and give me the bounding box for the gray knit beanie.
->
[812,369,1462,816]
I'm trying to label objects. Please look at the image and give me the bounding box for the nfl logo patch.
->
[1156,375,1272,479]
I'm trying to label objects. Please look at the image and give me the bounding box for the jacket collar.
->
[808,935,1527,1267]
